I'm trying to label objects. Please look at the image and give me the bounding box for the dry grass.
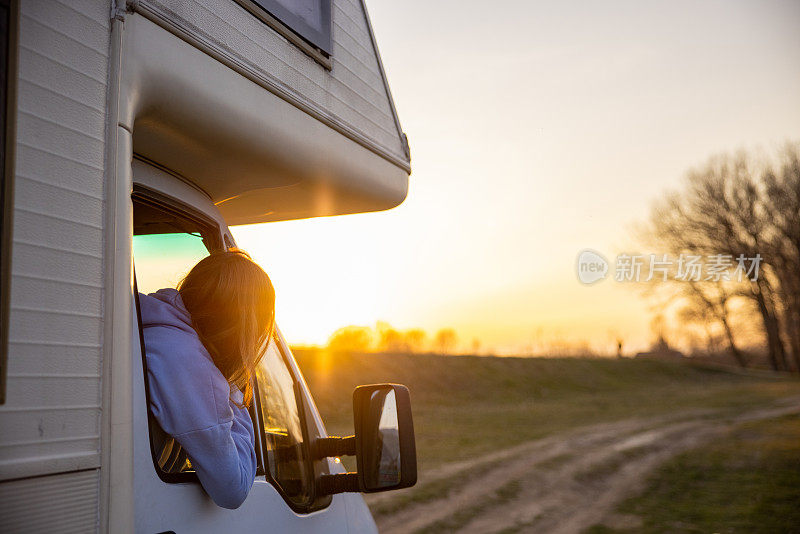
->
[588,413,800,533]
[294,350,800,472]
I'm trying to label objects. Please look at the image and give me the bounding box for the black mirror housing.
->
[354,384,416,493]
[315,383,417,496]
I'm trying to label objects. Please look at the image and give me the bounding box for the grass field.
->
[293,350,800,472]
[587,413,800,533]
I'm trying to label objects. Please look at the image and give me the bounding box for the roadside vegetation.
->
[588,413,800,533]
[642,143,800,372]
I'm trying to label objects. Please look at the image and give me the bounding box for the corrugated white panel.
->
[0,469,100,533]
[139,0,408,164]
[0,0,109,483]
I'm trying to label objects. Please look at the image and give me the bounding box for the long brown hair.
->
[178,248,275,407]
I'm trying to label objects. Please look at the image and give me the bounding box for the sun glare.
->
[233,218,383,346]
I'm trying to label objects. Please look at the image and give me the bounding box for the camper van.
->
[0,0,415,532]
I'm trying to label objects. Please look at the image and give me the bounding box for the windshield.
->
[255,338,313,506]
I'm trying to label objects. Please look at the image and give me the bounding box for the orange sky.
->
[233,0,800,354]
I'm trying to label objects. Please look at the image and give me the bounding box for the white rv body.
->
[0,1,411,532]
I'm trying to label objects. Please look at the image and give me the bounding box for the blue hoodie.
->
[138,288,257,509]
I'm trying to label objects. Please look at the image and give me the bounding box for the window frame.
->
[132,187,226,484]
[0,0,19,405]
[235,0,333,69]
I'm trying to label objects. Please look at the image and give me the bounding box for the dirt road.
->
[368,397,800,534]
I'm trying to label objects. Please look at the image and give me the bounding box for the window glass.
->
[134,230,212,476]
[133,233,209,294]
[256,338,312,505]
[250,0,332,55]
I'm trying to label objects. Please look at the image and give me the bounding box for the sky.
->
[233,0,800,354]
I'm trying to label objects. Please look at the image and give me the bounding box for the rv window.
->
[133,232,209,295]
[239,0,332,62]
[255,338,314,507]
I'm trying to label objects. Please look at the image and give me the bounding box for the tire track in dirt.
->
[367,410,714,516]
[372,398,800,534]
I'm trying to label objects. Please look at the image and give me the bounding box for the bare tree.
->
[404,329,428,353]
[646,143,800,371]
[761,144,800,370]
[433,328,457,355]
[470,337,482,355]
[327,326,373,353]
[683,281,746,366]
[376,322,406,353]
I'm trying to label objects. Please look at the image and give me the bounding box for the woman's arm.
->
[143,323,257,509]
[172,399,257,509]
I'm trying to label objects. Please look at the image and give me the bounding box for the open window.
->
[132,185,329,511]
[132,187,227,482]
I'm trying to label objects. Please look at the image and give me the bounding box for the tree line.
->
[326,322,460,355]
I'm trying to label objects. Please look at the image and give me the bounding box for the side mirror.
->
[354,384,417,492]
[315,384,417,495]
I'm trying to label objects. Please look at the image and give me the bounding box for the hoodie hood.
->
[138,288,196,335]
